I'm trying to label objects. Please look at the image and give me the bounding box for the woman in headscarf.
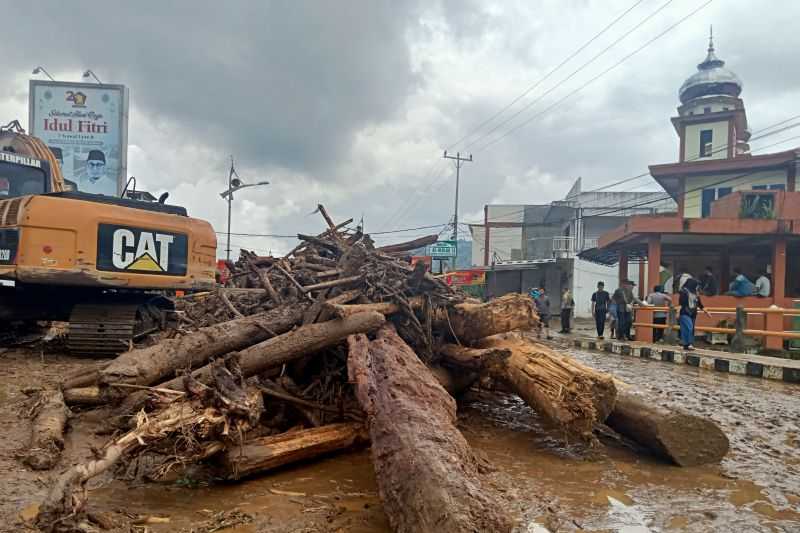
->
[679,277,711,351]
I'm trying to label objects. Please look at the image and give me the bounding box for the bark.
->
[324,296,425,318]
[22,390,69,470]
[439,343,512,370]
[347,325,515,533]
[376,234,439,254]
[219,423,368,479]
[440,293,539,343]
[98,304,305,388]
[62,386,106,406]
[606,387,729,466]
[156,312,386,394]
[477,335,616,440]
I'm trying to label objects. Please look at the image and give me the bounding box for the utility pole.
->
[219,156,270,261]
[443,150,473,245]
[225,156,238,262]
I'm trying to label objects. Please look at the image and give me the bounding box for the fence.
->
[633,305,800,350]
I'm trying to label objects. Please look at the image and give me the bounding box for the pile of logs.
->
[27,205,729,533]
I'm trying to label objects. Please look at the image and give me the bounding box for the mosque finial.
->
[708,25,714,53]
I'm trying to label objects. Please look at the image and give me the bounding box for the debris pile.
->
[28,205,729,532]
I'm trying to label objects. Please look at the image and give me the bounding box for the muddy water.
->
[4,346,800,532]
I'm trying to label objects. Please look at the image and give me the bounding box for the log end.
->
[652,413,730,467]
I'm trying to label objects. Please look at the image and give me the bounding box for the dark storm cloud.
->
[6,1,422,175]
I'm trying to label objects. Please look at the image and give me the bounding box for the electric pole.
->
[443,150,473,243]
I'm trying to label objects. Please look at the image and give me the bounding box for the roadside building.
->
[469,178,675,316]
[580,34,800,349]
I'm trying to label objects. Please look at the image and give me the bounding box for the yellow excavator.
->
[0,121,217,355]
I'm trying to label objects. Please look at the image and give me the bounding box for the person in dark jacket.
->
[591,282,611,339]
[534,289,552,340]
[679,278,711,351]
[699,266,718,296]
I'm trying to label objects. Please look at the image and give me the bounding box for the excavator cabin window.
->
[0,160,47,198]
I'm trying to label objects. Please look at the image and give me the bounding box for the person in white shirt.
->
[755,270,771,297]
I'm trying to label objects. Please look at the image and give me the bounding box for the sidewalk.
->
[569,334,800,384]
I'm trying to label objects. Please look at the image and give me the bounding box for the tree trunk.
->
[477,335,616,440]
[440,293,539,343]
[347,325,515,533]
[606,387,729,466]
[324,296,424,318]
[376,234,439,254]
[22,390,69,470]
[439,343,512,370]
[157,312,387,394]
[98,304,306,388]
[219,423,368,479]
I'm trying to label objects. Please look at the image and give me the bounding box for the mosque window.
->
[700,129,713,157]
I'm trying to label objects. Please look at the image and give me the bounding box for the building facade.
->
[470,178,675,317]
[582,33,800,349]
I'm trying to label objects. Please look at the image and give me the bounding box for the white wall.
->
[683,169,788,218]
[684,120,729,161]
[572,259,644,318]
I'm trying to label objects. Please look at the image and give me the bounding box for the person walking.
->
[534,289,552,340]
[646,285,671,342]
[591,281,611,339]
[559,288,575,334]
[679,278,711,351]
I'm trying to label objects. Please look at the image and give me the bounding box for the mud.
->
[1,345,799,532]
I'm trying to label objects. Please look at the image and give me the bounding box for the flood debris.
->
[27,204,729,531]
[22,389,69,470]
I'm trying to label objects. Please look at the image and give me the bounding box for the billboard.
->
[29,80,129,196]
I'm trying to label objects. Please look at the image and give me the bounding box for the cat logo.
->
[97,224,187,276]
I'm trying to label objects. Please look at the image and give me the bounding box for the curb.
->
[572,338,800,384]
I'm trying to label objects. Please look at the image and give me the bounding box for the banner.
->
[29,80,128,196]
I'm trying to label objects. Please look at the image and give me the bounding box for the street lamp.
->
[82,69,102,84]
[219,156,269,261]
[32,66,55,81]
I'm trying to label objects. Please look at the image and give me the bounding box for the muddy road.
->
[1,343,798,532]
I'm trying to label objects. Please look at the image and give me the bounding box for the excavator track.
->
[67,298,171,357]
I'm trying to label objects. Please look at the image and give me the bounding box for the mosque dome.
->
[678,30,742,105]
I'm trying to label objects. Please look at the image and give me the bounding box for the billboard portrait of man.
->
[78,149,116,195]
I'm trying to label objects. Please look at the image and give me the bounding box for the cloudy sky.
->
[4,0,800,257]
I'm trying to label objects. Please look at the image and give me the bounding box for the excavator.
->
[0,121,218,355]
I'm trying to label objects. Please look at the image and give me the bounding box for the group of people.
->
[668,265,771,298]
[590,279,710,351]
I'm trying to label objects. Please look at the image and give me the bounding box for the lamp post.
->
[82,70,102,84]
[32,66,55,81]
[219,156,269,261]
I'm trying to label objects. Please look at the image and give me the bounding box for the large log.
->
[347,325,515,533]
[324,296,425,318]
[477,335,616,440]
[376,234,438,254]
[220,423,369,479]
[606,386,729,466]
[22,390,69,470]
[97,304,306,389]
[440,293,539,343]
[156,312,386,394]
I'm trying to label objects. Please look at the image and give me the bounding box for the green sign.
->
[428,240,457,258]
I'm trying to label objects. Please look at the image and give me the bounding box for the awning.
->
[577,246,647,266]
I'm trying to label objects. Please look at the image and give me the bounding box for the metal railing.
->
[551,236,599,256]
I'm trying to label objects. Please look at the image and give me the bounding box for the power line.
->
[471,0,714,153]
[388,0,650,232]
[461,0,677,153]
[390,1,711,233]
[213,222,450,240]
[459,115,800,226]
[444,0,647,152]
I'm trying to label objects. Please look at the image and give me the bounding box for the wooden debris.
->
[22,390,69,470]
[348,325,515,533]
[220,423,368,479]
[607,385,729,466]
